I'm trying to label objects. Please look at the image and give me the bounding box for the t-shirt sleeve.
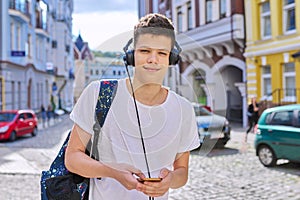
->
[70,81,100,135]
[178,101,200,153]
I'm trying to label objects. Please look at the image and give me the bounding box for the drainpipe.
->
[231,0,248,127]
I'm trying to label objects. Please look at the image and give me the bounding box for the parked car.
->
[0,110,38,141]
[193,103,231,148]
[254,104,300,167]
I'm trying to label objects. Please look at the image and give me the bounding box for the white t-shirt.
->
[70,78,200,200]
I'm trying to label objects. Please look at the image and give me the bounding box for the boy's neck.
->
[126,78,167,106]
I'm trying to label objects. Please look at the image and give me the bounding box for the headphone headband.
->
[123,38,181,66]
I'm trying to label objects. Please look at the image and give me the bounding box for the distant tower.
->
[73,34,94,102]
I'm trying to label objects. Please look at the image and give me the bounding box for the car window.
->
[27,113,33,119]
[265,113,273,124]
[194,106,212,116]
[270,111,293,126]
[19,113,26,120]
[0,113,16,122]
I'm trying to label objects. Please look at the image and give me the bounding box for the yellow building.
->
[244,0,300,109]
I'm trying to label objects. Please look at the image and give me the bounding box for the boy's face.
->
[134,34,172,85]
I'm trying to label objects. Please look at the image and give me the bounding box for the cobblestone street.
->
[0,117,299,200]
[170,150,300,200]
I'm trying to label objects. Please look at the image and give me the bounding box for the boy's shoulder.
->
[169,90,194,109]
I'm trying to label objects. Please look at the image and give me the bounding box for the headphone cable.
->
[124,63,154,200]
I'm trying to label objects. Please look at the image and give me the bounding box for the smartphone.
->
[137,177,162,183]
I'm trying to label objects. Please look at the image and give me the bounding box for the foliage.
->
[92,50,122,58]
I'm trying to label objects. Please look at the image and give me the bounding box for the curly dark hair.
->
[134,13,175,48]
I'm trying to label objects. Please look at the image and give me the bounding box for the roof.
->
[75,34,85,51]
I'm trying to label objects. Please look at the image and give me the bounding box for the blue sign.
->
[11,51,25,57]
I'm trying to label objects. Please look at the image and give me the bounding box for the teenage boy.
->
[65,13,199,199]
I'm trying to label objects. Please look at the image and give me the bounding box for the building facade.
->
[139,0,247,126]
[244,0,300,110]
[0,0,74,112]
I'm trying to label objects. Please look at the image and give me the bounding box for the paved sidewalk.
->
[0,115,70,175]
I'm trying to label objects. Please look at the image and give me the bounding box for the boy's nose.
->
[147,52,158,64]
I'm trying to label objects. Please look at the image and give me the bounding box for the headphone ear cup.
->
[169,49,181,65]
[125,50,135,66]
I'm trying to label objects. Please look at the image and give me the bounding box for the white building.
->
[139,0,247,127]
[0,0,74,112]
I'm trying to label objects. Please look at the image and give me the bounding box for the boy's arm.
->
[65,124,113,178]
[65,124,144,190]
[168,151,190,189]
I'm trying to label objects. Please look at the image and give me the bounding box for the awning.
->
[292,51,300,58]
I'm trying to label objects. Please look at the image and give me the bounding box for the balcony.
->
[35,21,48,38]
[177,14,245,59]
[9,0,31,23]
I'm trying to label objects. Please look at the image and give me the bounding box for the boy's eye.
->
[139,49,150,53]
[159,52,168,56]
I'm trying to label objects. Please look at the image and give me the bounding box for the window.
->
[10,23,14,50]
[206,0,213,23]
[220,0,227,18]
[283,0,295,33]
[45,80,49,95]
[260,1,271,38]
[26,34,31,57]
[19,113,26,120]
[283,63,295,101]
[262,65,272,98]
[36,38,39,60]
[177,7,183,33]
[36,83,40,108]
[64,56,67,71]
[11,81,15,109]
[193,105,212,117]
[17,24,21,50]
[90,69,93,75]
[18,82,21,109]
[27,113,34,119]
[187,2,193,30]
[271,111,293,126]
[39,0,48,30]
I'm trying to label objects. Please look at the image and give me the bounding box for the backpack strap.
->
[90,79,118,160]
[95,80,118,127]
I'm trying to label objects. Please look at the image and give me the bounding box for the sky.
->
[72,0,139,52]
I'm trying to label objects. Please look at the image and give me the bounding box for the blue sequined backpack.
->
[41,80,118,200]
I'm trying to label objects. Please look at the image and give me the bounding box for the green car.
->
[254,104,300,167]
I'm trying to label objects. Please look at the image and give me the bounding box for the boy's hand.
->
[108,163,145,190]
[136,168,173,197]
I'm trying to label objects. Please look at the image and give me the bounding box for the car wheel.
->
[9,131,17,142]
[257,145,277,167]
[32,127,38,137]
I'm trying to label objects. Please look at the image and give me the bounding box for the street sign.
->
[11,51,25,57]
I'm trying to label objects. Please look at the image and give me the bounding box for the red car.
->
[0,110,38,141]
